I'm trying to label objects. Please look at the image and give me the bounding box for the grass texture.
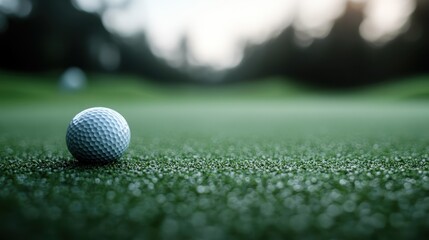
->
[0,73,428,239]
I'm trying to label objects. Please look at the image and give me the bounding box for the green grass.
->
[1,73,429,239]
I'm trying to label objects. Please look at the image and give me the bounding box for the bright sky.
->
[73,0,416,70]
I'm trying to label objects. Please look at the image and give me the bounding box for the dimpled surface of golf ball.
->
[66,107,130,162]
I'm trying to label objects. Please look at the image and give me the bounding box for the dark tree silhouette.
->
[0,0,189,82]
[225,1,429,88]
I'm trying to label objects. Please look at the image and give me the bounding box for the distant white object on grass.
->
[59,67,87,92]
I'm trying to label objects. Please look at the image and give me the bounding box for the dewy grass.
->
[1,98,428,239]
[0,74,428,239]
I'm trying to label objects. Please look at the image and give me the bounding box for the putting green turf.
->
[1,74,429,239]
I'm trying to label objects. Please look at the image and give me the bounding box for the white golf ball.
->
[66,107,130,162]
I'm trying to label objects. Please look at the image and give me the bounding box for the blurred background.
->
[0,0,428,91]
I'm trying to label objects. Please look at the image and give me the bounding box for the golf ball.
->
[66,107,130,162]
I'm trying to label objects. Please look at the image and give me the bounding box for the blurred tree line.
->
[226,1,429,88]
[0,0,428,88]
[0,0,189,82]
